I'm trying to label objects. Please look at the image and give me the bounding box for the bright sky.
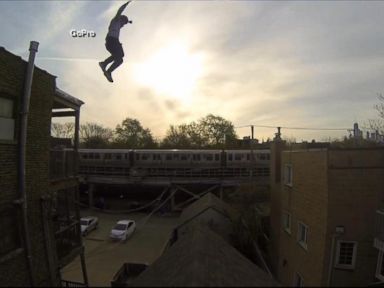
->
[1,0,383,142]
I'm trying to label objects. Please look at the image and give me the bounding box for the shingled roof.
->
[178,192,239,228]
[131,223,279,287]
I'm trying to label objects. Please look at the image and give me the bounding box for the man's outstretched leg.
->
[99,56,114,72]
[99,56,115,83]
[105,57,123,82]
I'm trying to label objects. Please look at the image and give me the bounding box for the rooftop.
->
[131,223,279,287]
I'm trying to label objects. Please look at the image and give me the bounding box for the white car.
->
[110,220,136,241]
[80,216,98,236]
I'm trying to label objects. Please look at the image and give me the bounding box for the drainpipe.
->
[18,40,39,286]
[327,234,337,286]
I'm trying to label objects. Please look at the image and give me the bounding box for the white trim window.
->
[0,97,15,140]
[376,250,384,281]
[293,272,304,287]
[335,241,357,269]
[282,212,291,234]
[284,164,293,186]
[297,222,308,250]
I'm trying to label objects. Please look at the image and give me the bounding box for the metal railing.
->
[78,166,270,179]
[55,220,81,262]
[50,149,76,180]
[374,210,384,251]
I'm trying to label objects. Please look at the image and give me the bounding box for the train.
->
[78,149,271,178]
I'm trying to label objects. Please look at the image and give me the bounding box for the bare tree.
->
[51,122,74,138]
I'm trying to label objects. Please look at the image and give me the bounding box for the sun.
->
[134,41,204,104]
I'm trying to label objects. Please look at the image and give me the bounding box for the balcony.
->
[374,210,384,251]
[50,149,77,180]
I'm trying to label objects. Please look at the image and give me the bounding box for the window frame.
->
[293,272,304,287]
[376,250,384,281]
[0,96,16,141]
[297,221,308,250]
[335,240,358,270]
[282,211,291,234]
[284,164,293,186]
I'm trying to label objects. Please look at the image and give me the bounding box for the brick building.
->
[270,141,384,286]
[0,45,87,286]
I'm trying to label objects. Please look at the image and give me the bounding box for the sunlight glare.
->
[134,42,204,103]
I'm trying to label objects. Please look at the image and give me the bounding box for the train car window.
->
[105,154,112,160]
[215,154,219,161]
[192,154,201,161]
[116,154,122,160]
[125,154,128,160]
[82,154,88,159]
[180,154,187,161]
[166,154,172,161]
[174,154,179,160]
[247,154,250,161]
[142,154,148,160]
[89,154,94,159]
[206,154,213,161]
[266,154,270,160]
[153,154,161,160]
[258,154,265,160]
[235,154,242,161]
[228,154,233,161]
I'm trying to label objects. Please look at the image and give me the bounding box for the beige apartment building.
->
[270,142,384,286]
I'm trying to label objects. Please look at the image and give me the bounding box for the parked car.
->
[80,216,98,236]
[110,220,136,241]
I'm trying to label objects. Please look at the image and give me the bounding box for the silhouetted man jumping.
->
[99,1,132,83]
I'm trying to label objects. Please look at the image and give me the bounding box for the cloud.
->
[2,1,384,141]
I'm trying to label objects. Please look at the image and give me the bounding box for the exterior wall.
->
[278,150,329,286]
[271,146,384,287]
[0,48,57,286]
[326,149,384,286]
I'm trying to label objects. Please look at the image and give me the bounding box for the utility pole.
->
[250,125,255,181]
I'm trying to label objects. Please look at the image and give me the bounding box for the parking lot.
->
[61,209,179,287]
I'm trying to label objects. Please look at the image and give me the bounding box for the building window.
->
[293,272,304,287]
[297,222,308,250]
[376,250,384,281]
[283,212,291,234]
[0,97,15,140]
[335,241,357,269]
[284,164,293,186]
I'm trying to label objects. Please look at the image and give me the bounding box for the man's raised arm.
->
[115,1,131,18]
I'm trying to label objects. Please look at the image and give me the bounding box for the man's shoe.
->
[99,62,106,72]
[104,71,113,83]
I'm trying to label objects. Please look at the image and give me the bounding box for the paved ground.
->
[61,209,180,287]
